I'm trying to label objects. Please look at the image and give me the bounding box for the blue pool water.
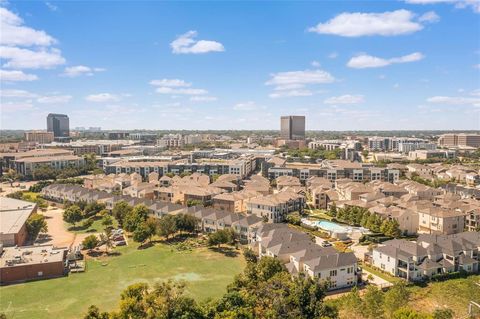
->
[315,220,348,233]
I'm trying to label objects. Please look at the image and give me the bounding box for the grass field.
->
[408,275,480,318]
[0,243,246,319]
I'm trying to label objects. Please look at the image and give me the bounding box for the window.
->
[387,256,390,262]
[381,264,385,270]
[329,270,337,277]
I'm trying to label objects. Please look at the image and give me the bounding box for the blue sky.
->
[1,0,479,130]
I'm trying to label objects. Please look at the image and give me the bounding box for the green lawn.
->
[65,216,119,234]
[0,243,246,319]
[360,262,404,284]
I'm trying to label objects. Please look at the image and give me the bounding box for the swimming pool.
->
[315,220,348,233]
[301,218,370,234]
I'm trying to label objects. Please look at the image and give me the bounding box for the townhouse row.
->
[41,184,263,243]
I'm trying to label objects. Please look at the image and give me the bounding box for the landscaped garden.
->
[0,243,246,319]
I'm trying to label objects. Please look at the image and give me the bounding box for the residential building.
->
[254,224,358,290]
[246,190,305,223]
[24,131,54,144]
[438,133,480,148]
[408,150,456,160]
[0,197,37,247]
[213,190,261,213]
[418,207,465,235]
[14,155,85,176]
[371,232,479,281]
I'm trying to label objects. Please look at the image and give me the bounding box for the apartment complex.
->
[105,156,257,178]
[42,140,136,156]
[24,131,54,144]
[268,160,400,183]
[438,133,480,148]
[157,134,203,148]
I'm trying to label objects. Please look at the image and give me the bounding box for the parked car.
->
[321,241,332,247]
[114,240,126,246]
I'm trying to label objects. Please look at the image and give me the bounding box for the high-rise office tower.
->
[47,113,70,138]
[280,115,305,140]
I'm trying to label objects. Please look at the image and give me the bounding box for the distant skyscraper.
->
[47,113,70,139]
[280,115,305,140]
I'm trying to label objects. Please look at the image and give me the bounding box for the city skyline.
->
[1,1,479,130]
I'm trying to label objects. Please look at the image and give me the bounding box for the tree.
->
[392,307,430,319]
[186,199,203,207]
[362,285,384,319]
[175,214,198,234]
[432,309,454,319]
[83,305,109,319]
[208,228,235,248]
[112,201,132,226]
[32,165,57,180]
[84,153,98,171]
[123,204,149,232]
[25,213,48,240]
[2,169,21,186]
[158,215,177,240]
[243,248,257,263]
[144,217,159,241]
[82,234,99,251]
[133,222,151,245]
[384,282,410,318]
[83,202,106,218]
[81,218,94,229]
[101,214,114,229]
[63,205,83,227]
[99,229,113,254]
[329,202,337,217]
[343,286,364,318]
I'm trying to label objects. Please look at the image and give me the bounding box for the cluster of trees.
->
[335,283,453,319]
[280,147,342,162]
[25,213,48,240]
[63,201,108,229]
[329,204,401,238]
[111,201,200,245]
[409,173,450,188]
[28,178,84,193]
[84,254,337,319]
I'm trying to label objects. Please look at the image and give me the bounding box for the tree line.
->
[328,204,401,238]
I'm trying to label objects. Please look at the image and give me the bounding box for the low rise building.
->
[0,197,37,247]
[246,191,305,223]
[0,244,67,284]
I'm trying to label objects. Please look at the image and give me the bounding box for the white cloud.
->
[311,60,321,67]
[37,95,72,104]
[85,93,120,102]
[427,95,480,106]
[474,64,480,69]
[45,2,58,11]
[418,11,440,23]
[269,90,313,98]
[0,101,34,112]
[233,101,266,111]
[149,78,191,87]
[405,0,480,14]
[266,69,335,86]
[324,94,365,104]
[61,65,105,77]
[470,89,480,97]
[347,52,424,68]
[0,89,37,98]
[328,52,338,59]
[190,96,217,102]
[156,87,208,95]
[0,69,38,81]
[0,7,56,46]
[308,10,427,37]
[0,46,65,69]
[266,69,334,98]
[170,31,225,54]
